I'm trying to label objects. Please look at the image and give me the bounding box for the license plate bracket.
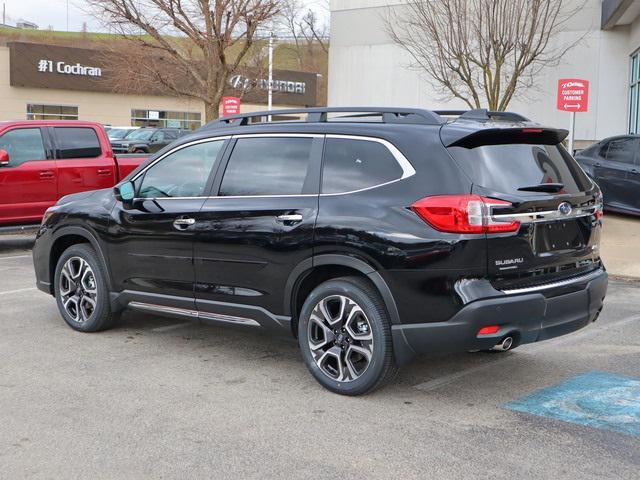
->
[533,220,585,254]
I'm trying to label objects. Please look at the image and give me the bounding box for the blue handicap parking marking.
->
[504,371,640,437]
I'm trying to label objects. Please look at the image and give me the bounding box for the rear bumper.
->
[392,268,608,365]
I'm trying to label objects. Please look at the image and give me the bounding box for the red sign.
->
[557,79,589,112]
[221,96,241,116]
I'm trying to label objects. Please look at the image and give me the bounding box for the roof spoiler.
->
[442,127,570,149]
[434,109,530,123]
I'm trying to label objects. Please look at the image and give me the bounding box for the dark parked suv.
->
[33,107,608,395]
[110,127,190,154]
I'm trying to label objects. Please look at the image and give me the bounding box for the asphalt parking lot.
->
[0,234,639,479]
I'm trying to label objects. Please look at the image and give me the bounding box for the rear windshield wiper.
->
[517,183,564,193]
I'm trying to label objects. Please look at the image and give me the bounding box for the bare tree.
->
[277,0,329,101]
[87,0,280,121]
[385,0,583,111]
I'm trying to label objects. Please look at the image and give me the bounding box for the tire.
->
[298,276,398,396]
[53,243,116,332]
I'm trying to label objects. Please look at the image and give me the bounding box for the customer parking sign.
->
[557,79,589,112]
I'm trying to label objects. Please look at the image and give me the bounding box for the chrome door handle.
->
[276,214,303,224]
[173,217,195,230]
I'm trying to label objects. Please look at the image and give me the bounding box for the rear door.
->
[53,126,116,196]
[446,135,600,288]
[0,127,57,226]
[193,135,321,328]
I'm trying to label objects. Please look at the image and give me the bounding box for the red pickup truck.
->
[0,120,148,230]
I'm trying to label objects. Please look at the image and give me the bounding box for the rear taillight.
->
[595,191,604,220]
[411,194,520,234]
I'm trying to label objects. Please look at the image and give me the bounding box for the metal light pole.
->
[268,32,274,121]
[568,111,576,155]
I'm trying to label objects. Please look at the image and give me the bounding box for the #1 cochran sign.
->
[557,79,589,112]
[222,96,241,116]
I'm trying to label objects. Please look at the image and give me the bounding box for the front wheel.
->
[298,277,398,396]
[54,244,116,332]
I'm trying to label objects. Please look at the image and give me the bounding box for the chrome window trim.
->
[501,268,604,295]
[127,133,415,200]
[232,133,324,139]
[129,136,231,183]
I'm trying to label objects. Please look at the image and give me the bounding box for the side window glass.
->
[153,131,165,142]
[138,140,224,198]
[54,127,101,159]
[219,137,314,196]
[597,142,609,158]
[321,138,404,194]
[0,128,46,167]
[606,138,636,165]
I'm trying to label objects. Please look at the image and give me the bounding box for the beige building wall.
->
[329,0,638,146]
[0,46,289,126]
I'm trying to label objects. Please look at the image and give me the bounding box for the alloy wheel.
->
[307,295,374,382]
[59,256,98,323]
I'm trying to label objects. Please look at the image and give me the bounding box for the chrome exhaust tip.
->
[491,336,514,352]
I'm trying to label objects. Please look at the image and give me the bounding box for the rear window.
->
[448,144,592,194]
[54,127,101,159]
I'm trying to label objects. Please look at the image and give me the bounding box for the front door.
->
[0,127,57,226]
[193,135,321,328]
[108,138,228,309]
[53,126,117,196]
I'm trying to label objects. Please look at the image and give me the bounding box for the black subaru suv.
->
[33,107,607,396]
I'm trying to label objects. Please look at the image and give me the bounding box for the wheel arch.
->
[49,226,113,294]
[285,254,401,337]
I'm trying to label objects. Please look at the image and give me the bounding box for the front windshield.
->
[126,129,154,141]
[108,128,131,139]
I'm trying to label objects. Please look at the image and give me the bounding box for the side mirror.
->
[114,181,135,209]
[0,149,9,167]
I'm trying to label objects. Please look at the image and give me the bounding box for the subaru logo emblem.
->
[558,202,572,216]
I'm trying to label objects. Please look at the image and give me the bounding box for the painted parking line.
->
[0,287,37,296]
[504,371,640,437]
[151,322,193,333]
[414,314,640,392]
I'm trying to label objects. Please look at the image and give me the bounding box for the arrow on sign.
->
[564,104,581,109]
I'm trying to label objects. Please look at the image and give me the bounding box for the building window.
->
[27,104,79,120]
[630,51,640,134]
[131,109,201,130]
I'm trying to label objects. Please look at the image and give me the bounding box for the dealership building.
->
[329,0,640,147]
[0,40,318,129]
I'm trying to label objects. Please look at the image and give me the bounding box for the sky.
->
[1,0,329,33]
[2,0,102,32]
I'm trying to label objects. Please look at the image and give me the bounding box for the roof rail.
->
[434,109,530,122]
[205,107,444,128]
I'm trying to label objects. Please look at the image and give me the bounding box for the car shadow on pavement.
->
[0,234,36,254]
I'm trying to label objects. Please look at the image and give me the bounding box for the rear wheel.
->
[298,277,397,395]
[54,244,116,332]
